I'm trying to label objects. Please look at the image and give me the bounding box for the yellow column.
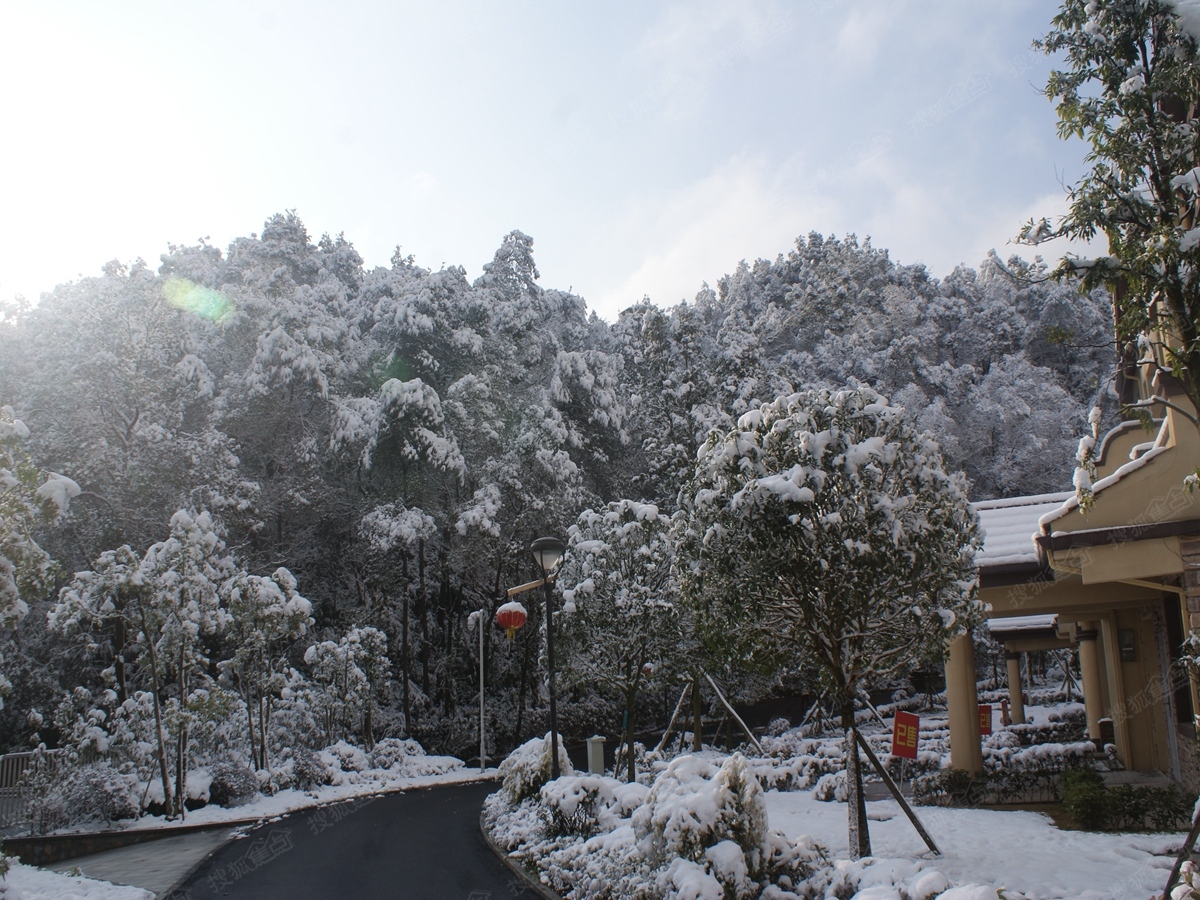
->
[1006,652,1026,726]
[1077,621,1104,741]
[945,632,983,773]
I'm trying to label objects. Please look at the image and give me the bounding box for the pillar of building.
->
[1077,621,1104,741]
[1005,651,1026,726]
[944,632,983,773]
[1183,537,1200,736]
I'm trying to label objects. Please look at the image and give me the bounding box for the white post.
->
[468,609,486,772]
[479,608,486,772]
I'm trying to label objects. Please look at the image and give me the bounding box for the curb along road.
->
[478,809,562,900]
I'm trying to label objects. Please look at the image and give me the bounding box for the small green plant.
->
[1061,768,1106,829]
[1062,768,1193,831]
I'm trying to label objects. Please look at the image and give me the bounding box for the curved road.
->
[166,780,542,900]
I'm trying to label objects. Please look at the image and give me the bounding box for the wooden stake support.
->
[853,729,940,856]
[655,683,692,753]
[704,672,764,756]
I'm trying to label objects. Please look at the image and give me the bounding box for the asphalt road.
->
[167,780,543,900]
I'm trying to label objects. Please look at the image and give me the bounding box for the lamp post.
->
[531,535,566,779]
[467,609,487,772]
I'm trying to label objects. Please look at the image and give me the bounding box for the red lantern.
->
[495,601,528,640]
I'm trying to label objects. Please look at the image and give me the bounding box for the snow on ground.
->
[0,864,152,900]
[766,789,1181,900]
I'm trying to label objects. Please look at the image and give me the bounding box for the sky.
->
[0,1,1096,322]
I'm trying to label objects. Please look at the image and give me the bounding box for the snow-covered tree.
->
[0,406,78,709]
[556,500,682,782]
[220,567,313,772]
[676,387,983,858]
[51,511,233,818]
[1025,0,1200,417]
[302,625,390,748]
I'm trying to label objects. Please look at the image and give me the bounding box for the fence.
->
[0,750,64,831]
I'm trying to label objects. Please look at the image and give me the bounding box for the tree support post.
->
[854,729,941,856]
[703,672,764,755]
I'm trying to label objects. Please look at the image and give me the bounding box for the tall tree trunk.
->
[113,616,128,705]
[419,539,430,696]
[244,682,259,770]
[139,607,174,819]
[402,553,411,735]
[625,685,640,783]
[257,646,269,772]
[260,691,270,773]
[842,699,871,859]
[176,648,189,821]
[692,673,703,752]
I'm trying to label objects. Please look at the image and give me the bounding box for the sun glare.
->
[163,277,234,323]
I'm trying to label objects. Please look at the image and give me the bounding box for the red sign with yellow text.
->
[979,704,993,736]
[891,710,919,759]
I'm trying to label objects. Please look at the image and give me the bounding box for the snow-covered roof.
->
[1039,445,1168,528]
[973,492,1073,568]
[986,614,1057,634]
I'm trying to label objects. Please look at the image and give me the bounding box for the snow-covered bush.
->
[539,775,649,838]
[812,770,847,803]
[323,739,369,773]
[485,749,838,900]
[632,754,767,874]
[207,760,260,807]
[65,762,140,825]
[292,749,334,790]
[368,737,424,770]
[499,733,575,804]
[24,759,139,833]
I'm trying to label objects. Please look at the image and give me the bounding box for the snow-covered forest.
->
[0,212,1113,771]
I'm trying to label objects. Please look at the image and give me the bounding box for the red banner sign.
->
[979,704,993,736]
[891,710,919,759]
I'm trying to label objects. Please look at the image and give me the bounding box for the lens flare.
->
[163,278,234,323]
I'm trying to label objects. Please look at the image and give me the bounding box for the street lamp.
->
[531,535,566,779]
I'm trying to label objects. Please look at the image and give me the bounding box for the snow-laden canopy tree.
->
[676,387,983,859]
[0,406,78,708]
[219,566,313,773]
[1026,0,1200,418]
[302,625,390,749]
[556,500,683,782]
[51,510,235,819]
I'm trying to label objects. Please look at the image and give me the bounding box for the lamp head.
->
[530,535,566,574]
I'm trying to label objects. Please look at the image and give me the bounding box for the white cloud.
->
[589,155,835,320]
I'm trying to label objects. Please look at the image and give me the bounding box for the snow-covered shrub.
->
[812,771,847,803]
[656,857,727,900]
[540,775,613,838]
[24,760,139,833]
[498,733,574,804]
[538,775,649,838]
[760,831,832,896]
[292,749,334,790]
[324,739,369,773]
[66,762,140,824]
[1003,704,1086,746]
[368,737,424,770]
[207,760,260,807]
[633,753,767,874]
